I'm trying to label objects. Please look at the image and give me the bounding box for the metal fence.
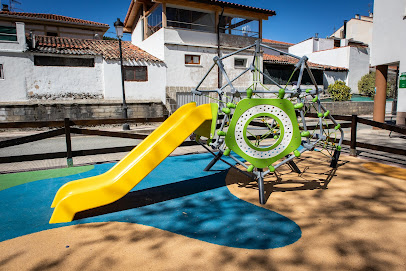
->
[176,92,210,108]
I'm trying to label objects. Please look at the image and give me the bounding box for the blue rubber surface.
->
[0,153,301,249]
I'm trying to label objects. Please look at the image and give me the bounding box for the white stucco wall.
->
[131,22,165,61]
[299,46,350,69]
[288,39,314,56]
[26,55,104,99]
[103,59,166,103]
[346,19,373,45]
[347,46,370,93]
[164,44,256,90]
[0,52,31,101]
[371,0,406,113]
[370,0,406,66]
[294,46,369,93]
[0,22,26,52]
[289,37,336,56]
[165,28,218,48]
[323,71,348,89]
[262,43,289,56]
[314,38,334,52]
[165,44,217,88]
[331,18,373,45]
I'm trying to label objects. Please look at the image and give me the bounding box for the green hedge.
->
[358,72,394,98]
[327,81,352,101]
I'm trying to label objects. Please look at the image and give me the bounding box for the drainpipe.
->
[343,20,348,39]
[217,7,224,89]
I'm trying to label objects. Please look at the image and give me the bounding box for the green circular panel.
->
[242,113,284,152]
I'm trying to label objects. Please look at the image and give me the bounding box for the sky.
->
[6,0,374,44]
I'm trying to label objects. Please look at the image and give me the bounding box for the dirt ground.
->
[0,152,405,271]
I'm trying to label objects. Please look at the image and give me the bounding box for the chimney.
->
[343,20,348,39]
[2,4,9,11]
[30,31,36,49]
[315,33,319,38]
[355,14,360,19]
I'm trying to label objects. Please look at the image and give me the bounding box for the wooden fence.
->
[0,114,405,166]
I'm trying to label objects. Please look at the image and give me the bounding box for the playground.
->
[1,41,406,270]
[1,151,406,270]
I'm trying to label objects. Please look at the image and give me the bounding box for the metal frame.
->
[191,40,345,204]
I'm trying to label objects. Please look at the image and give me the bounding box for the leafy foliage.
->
[358,72,376,97]
[327,81,352,101]
[358,72,395,98]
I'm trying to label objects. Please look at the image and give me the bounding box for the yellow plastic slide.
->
[50,102,213,224]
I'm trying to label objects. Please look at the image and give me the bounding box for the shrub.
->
[358,72,376,97]
[327,81,352,101]
[358,72,394,98]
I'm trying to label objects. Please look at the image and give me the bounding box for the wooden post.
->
[373,65,388,125]
[259,20,262,40]
[143,3,147,40]
[162,2,167,28]
[350,115,358,156]
[64,118,73,167]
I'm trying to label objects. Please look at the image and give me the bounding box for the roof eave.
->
[0,14,109,31]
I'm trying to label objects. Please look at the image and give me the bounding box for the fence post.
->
[350,115,358,156]
[64,118,73,167]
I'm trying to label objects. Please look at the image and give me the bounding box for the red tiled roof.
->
[0,11,109,28]
[190,0,276,15]
[263,54,348,71]
[262,39,294,46]
[28,35,163,62]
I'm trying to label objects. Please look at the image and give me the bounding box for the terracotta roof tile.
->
[0,11,109,28]
[263,54,348,71]
[190,0,276,15]
[28,35,163,62]
[262,39,294,46]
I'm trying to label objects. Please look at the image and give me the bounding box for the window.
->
[124,66,148,81]
[146,4,162,38]
[263,64,323,86]
[219,16,259,37]
[0,25,17,41]
[0,64,4,79]
[46,32,58,37]
[166,7,215,33]
[34,56,94,67]
[185,55,200,65]
[234,58,247,68]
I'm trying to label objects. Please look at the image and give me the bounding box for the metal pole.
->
[64,118,73,167]
[350,114,358,156]
[258,169,266,204]
[119,38,130,130]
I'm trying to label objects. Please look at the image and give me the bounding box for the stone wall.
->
[167,87,375,117]
[0,100,166,122]
[310,101,374,116]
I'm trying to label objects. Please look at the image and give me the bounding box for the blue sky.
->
[12,0,373,43]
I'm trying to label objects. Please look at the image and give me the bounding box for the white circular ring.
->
[234,105,294,159]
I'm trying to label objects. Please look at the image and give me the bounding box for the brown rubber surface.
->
[1,152,405,271]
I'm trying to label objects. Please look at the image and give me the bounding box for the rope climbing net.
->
[191,40,344,204]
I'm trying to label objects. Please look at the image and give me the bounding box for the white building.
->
[289,37,369,93]
[370,0,406,125]
[124,0,277,111]
[261,38,292,56]
[0,23,165,103]
[331,14,374,46]
[0,4,109,39]
[0,9,166,121]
